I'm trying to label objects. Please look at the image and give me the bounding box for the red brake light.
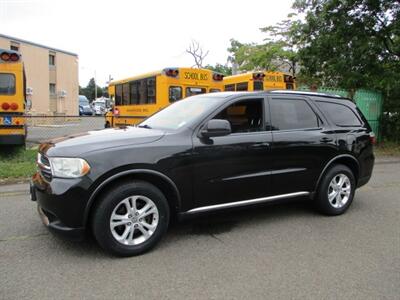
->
[0,52,10,61]
[252,73,265,80]
[212,73,224,81]
[10,53,19,62]
[369,132,376,145]
[1,102,10,110]
[284,75,294,83]
[164,68,179,77]
[10,103,19,110]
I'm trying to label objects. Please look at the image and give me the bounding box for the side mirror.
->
[201,119,231,138]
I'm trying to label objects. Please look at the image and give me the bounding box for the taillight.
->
[164,68,179,77]
[369,132,376,145]
[114,108,120,116]
[253,73,265,80]
[212,73,224,81]
[1,102,10,110]
[10,53,19,62]
[10,103,19,110]
[0,52,10,61]
[0,51,20,62]
[284,75,294,83]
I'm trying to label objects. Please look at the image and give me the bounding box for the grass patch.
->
[0,146,37,180]
[375,141,400,156]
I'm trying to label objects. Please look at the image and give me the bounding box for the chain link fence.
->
[25,115,106,144]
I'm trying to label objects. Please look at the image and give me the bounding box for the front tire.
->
[92,181,170,256]
[315,164,356,215]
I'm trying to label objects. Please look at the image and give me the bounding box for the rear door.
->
[268,95,337,195]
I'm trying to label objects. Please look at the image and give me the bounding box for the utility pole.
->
[94,70,97,100]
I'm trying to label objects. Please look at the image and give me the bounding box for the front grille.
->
[37,153,52,182]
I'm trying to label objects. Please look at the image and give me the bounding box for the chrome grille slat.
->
[37,153,52,182]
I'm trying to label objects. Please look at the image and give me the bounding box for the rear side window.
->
[0,74,16,95]
[317,101,362,126]
[270,98,320,130]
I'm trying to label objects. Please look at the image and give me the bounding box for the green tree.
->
[80,78,103,101]
[290,0,400,140]
[205,63,233,75]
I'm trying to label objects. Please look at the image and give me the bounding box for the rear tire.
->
[315,164,355,215]
[92,181,170,256]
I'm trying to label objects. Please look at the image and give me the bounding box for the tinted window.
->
[186,87,206,97]
[224,84,235,91]
[169,86,182,103]
[115,85,122,105]
[270,98,319,130]
[130,81,139,104]
[0,74,16,95]
[122,83,130,105]
[254,81,263,91]
[214,99,264,133]
[115,77,157,106]
[236,82,248,91]
[317,101,362,126]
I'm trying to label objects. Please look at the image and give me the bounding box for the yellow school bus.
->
[106,67,224,127]
[0,49,26,145]
[223,71,296,92]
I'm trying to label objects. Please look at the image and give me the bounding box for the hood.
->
[40,126,165,157]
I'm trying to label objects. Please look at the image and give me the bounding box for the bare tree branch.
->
[186,40,209,68]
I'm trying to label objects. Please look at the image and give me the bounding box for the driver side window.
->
[213,99,264,133]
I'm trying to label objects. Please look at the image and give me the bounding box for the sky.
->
[0,0,294,87]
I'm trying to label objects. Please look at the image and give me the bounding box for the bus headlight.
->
[49,157,91,178]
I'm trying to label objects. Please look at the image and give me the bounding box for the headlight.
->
[49,157,91,178]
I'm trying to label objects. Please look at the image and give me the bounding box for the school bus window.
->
[169,86,182,103]
[122,83,130,105]
[254,81,263,91]
[210,88,221,93]
[147,77,156,104]
[236,82,248,91]
[0,73,16,95]
[130,81,139,104]
[186,87,206,97]
[224,84,235,91]
[286,83,294,90]
[115,84,123,105]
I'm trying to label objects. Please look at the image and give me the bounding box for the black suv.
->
[30,91,375,256]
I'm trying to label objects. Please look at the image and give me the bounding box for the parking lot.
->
[0,161,399,299]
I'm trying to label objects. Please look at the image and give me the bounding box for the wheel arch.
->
[315,154,360,191]
[84,169,182,226]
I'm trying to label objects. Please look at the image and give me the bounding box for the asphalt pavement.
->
[0,162,399,299]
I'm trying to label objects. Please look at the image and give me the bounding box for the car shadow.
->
[48,197,316,258]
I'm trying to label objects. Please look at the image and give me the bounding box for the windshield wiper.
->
[137,124,152,129]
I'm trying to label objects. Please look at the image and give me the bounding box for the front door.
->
[191,97,273,209]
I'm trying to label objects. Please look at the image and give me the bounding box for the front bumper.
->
[30,173,92,241]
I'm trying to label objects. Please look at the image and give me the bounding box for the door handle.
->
[320,137,333,143]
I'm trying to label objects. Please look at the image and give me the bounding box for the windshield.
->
[139,95,225,130]
[79,96,89,106]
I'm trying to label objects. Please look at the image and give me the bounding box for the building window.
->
[10,41,20,52]
[49,53,56,66]
[49,83,56,96]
